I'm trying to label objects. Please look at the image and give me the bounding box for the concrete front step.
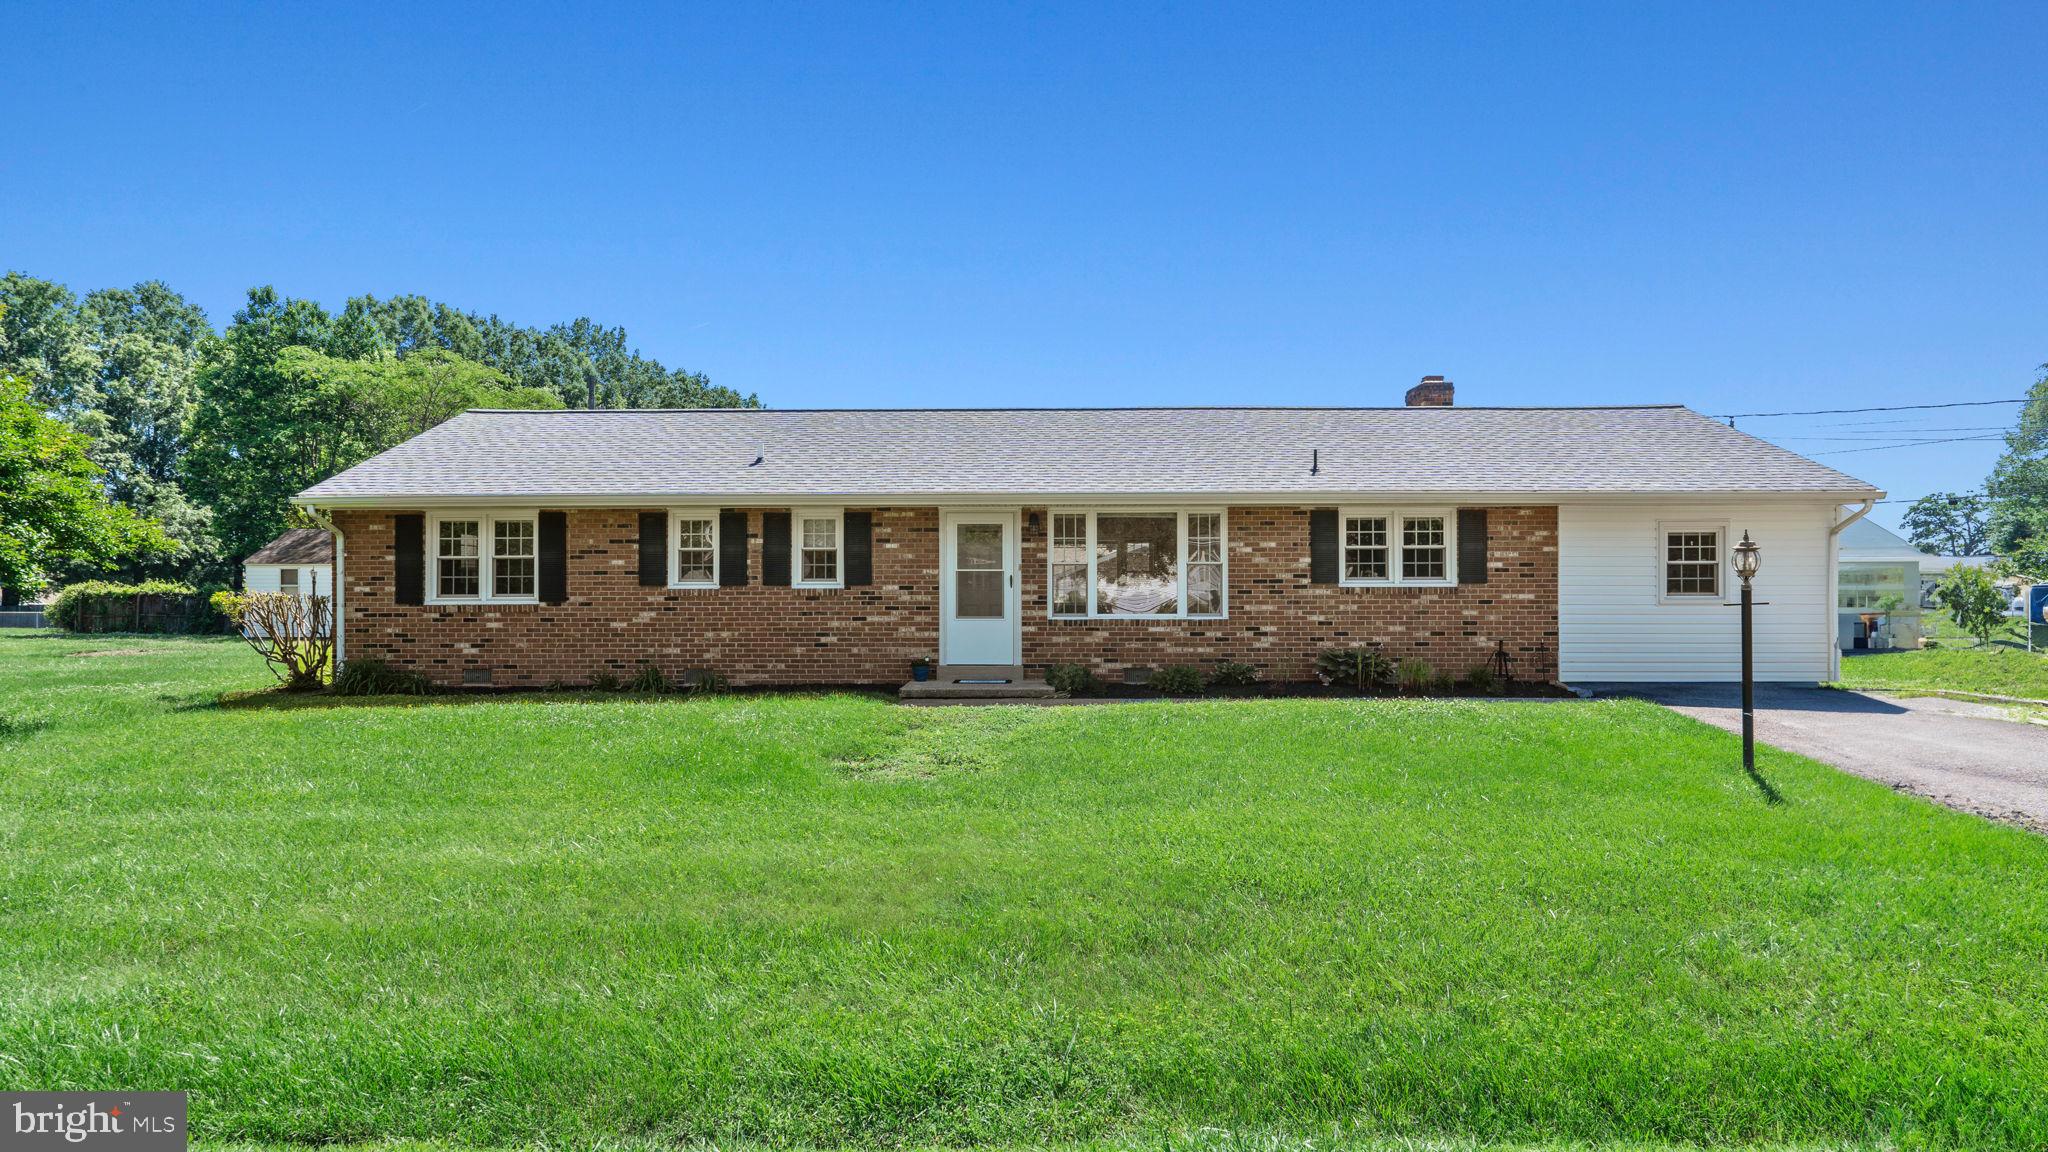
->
[900,670,1055,701]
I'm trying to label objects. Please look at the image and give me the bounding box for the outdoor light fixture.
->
[1733,531,1762,583]
[1732,530,1762,778]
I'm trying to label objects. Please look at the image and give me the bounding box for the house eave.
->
[295,487,1885,510]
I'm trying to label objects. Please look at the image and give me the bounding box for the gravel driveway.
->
[1587,683,2048,834]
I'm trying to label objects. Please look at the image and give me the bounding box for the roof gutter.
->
[291,488,1889,510]
[1830,498,1875,538]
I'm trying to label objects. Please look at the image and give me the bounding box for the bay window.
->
[1340,508,1456,586]
[1047,510,1226,619]
[429,511,538,603]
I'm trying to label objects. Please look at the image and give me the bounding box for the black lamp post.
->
[1731,530,1762,773]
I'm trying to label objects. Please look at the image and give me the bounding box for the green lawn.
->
[4,632,2047,1150]
[1838,612,2048,700]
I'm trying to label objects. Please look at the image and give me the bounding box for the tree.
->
[0,376,168,594]
[1932,566,2011,647]
[1986,364,2048,567]
[272,346,562,482]
[0,274,223,584]
[1899,492,1990,556]
[183,287,339,566]
[187,290,566,567]
[0,272,98,415]
[336,293,757,409]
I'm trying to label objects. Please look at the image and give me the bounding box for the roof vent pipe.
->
[1405,376,1454,406]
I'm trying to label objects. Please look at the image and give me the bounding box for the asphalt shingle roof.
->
[296,406,1882,503]
[245,527,335,565]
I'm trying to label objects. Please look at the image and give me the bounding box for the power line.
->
[1714,397,2031,420]
[1772,433,2008,442]
[1808,434,2007,456]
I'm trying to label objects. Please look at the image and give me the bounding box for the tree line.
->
[0,272,755,595]
[1899,364,2048,579]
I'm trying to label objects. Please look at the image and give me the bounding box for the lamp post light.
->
[1731,530,1762,773]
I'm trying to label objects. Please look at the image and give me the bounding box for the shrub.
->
[627,663,668,693]
[214,589,334,691]
[590,672,622,692]
[1430,671,1457,694]
[49,580,200,633]
[333,658,435,697]
[1209,660,1261,688]
[1045,664,1099,696]
[682,669,732,695]
[1935,566,2010,646]
[1150,665,1207,696]
[1316,645,1394,692]
[1462,663,1499,695]
[1396,658,1434,694]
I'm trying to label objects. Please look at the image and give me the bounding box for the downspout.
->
[299,504,344,670]
[1826,499,1876,682]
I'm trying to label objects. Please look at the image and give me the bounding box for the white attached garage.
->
[1557,500,1846,684]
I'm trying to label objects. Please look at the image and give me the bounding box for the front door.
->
[940,510,1019,666]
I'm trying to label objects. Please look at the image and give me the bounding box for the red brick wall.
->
[1021,505,1558,682]
[333,508,939,688]
[331,505,1557,687]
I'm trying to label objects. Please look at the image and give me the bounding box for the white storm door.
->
[940,511,1019,666]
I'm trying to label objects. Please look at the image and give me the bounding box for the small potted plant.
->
[910,656,933,682]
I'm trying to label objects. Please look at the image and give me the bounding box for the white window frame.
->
[1045,509,1228,620]
[1657,520,1727,603]
[793,508,844,590]
[277,567,300,593]
[1338,507,1457,587]
[427,510,540,605]
[669,509,720,589]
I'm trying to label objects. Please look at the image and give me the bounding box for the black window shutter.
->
[718,510,748,586]
[393,513,425,605]
[843,511,873,586]
[1457,508,1488,585]
[761,511,791,586]
[1308,508,1338,584]
[638,512,667,586]
[538,511,568,603]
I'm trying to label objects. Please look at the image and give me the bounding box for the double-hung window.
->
[430,511,538,603]
[796,510,841,588]
[1339,508,1455,586]
[1661,524,1723,599]
[1047,510,1226,619]
[671,511,718,588]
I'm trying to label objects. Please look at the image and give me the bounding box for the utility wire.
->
[1808,435,2008,456]
[1713,397,2030,420]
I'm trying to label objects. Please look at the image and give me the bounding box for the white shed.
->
[242,528,335,599]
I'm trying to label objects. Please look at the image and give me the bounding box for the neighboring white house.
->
[1835,519,1928,651]
[242,528,335,599]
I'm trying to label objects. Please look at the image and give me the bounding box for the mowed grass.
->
[1839,639,2048,700]
[3,633,2047,1150]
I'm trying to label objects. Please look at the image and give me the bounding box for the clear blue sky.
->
[8,2,2044,531]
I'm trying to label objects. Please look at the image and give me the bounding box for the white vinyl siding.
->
[241,563,333,598]
[1558,502,1835,683]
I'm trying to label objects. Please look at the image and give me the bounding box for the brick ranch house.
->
[294,377,1883,690]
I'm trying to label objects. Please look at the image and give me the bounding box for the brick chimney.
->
[1404,375,1454,406]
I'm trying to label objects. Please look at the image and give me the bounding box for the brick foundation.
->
[331,505,1558,687]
